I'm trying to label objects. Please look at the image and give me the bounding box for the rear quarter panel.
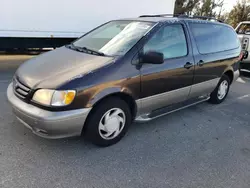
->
[186,20,241,83]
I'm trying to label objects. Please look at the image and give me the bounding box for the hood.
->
[16,46,114,89]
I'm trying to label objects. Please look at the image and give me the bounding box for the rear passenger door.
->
[188,22,240,98]
[138,22,195,114]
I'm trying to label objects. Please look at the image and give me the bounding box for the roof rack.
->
[139,14,223,23]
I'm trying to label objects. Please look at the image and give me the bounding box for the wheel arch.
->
[223,69,234,84]
[83,88,138,130]
[92,92,137,119]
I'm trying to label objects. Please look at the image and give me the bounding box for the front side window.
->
[190,23,240,54]
[73,20,154,56]
[143,24,188,59]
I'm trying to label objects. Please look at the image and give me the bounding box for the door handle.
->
[184,62,193,69]
[198,60,204,67]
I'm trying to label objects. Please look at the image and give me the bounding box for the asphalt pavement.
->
[1,55,250,188]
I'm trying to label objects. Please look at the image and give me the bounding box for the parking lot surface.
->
[1,55,250,188]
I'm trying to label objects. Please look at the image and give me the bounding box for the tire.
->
[209,74,230,104]
[84,97,132,147]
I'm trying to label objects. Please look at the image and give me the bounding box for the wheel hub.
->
[218,80,228,100]
[98,108,126,140]
[105,117,120,133]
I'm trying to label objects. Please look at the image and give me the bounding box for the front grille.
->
[13,78,31,99]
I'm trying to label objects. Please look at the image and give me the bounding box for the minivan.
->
[7,15,241,146]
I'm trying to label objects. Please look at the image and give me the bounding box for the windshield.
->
[73,20,154,56]
[236,23,250,34]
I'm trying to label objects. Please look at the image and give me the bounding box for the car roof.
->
[118,16,180,23]
[117,16,227,26]
[119,16,179,22]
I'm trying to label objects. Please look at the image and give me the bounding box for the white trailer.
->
[1,0,175,49]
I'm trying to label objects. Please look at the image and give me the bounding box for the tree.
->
[227,0,250,28]
[174,0,200,15]
[194,0,224,17]
[218,12,229,22]
[174,0,224,18]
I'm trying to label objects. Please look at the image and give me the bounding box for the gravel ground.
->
[1,55,250,188]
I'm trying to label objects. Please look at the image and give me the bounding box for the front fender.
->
[86,86,136,107]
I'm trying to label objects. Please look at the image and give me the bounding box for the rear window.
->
[236,23,250,34]
[190,23,239,54]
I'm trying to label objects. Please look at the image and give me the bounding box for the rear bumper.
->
[7,83,91,139]
[233,70,240,82]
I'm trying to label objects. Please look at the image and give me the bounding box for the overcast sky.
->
[223,0,237,11]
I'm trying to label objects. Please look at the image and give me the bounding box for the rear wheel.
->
[84,97,132,147]
[209,75,230,104]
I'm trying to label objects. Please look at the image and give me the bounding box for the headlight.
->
[51,90,76,106]
[32,89,76,106]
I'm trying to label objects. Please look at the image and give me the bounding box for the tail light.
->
[239,51,244,61]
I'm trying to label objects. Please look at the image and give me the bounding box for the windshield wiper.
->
[81,46,105,56]
[66,44,83,52]
[66,44,105,56]
[66,44,81,52]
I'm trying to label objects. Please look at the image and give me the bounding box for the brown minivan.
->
[7,15,241,146]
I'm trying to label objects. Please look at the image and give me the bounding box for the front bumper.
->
[7,83,91,139]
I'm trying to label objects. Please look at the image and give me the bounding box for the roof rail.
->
[139,14,179,18]
[139,14,223,23]
[189,15,224,23]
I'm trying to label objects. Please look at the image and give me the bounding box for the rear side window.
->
[190,23,239,54]
[144,24,188,59]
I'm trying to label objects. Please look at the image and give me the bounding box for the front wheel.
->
[84,97,132,147]
[209,75,230,104]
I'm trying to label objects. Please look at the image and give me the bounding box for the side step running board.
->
[135,96,210,123]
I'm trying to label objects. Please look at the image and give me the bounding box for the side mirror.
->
[140,51,164,64]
